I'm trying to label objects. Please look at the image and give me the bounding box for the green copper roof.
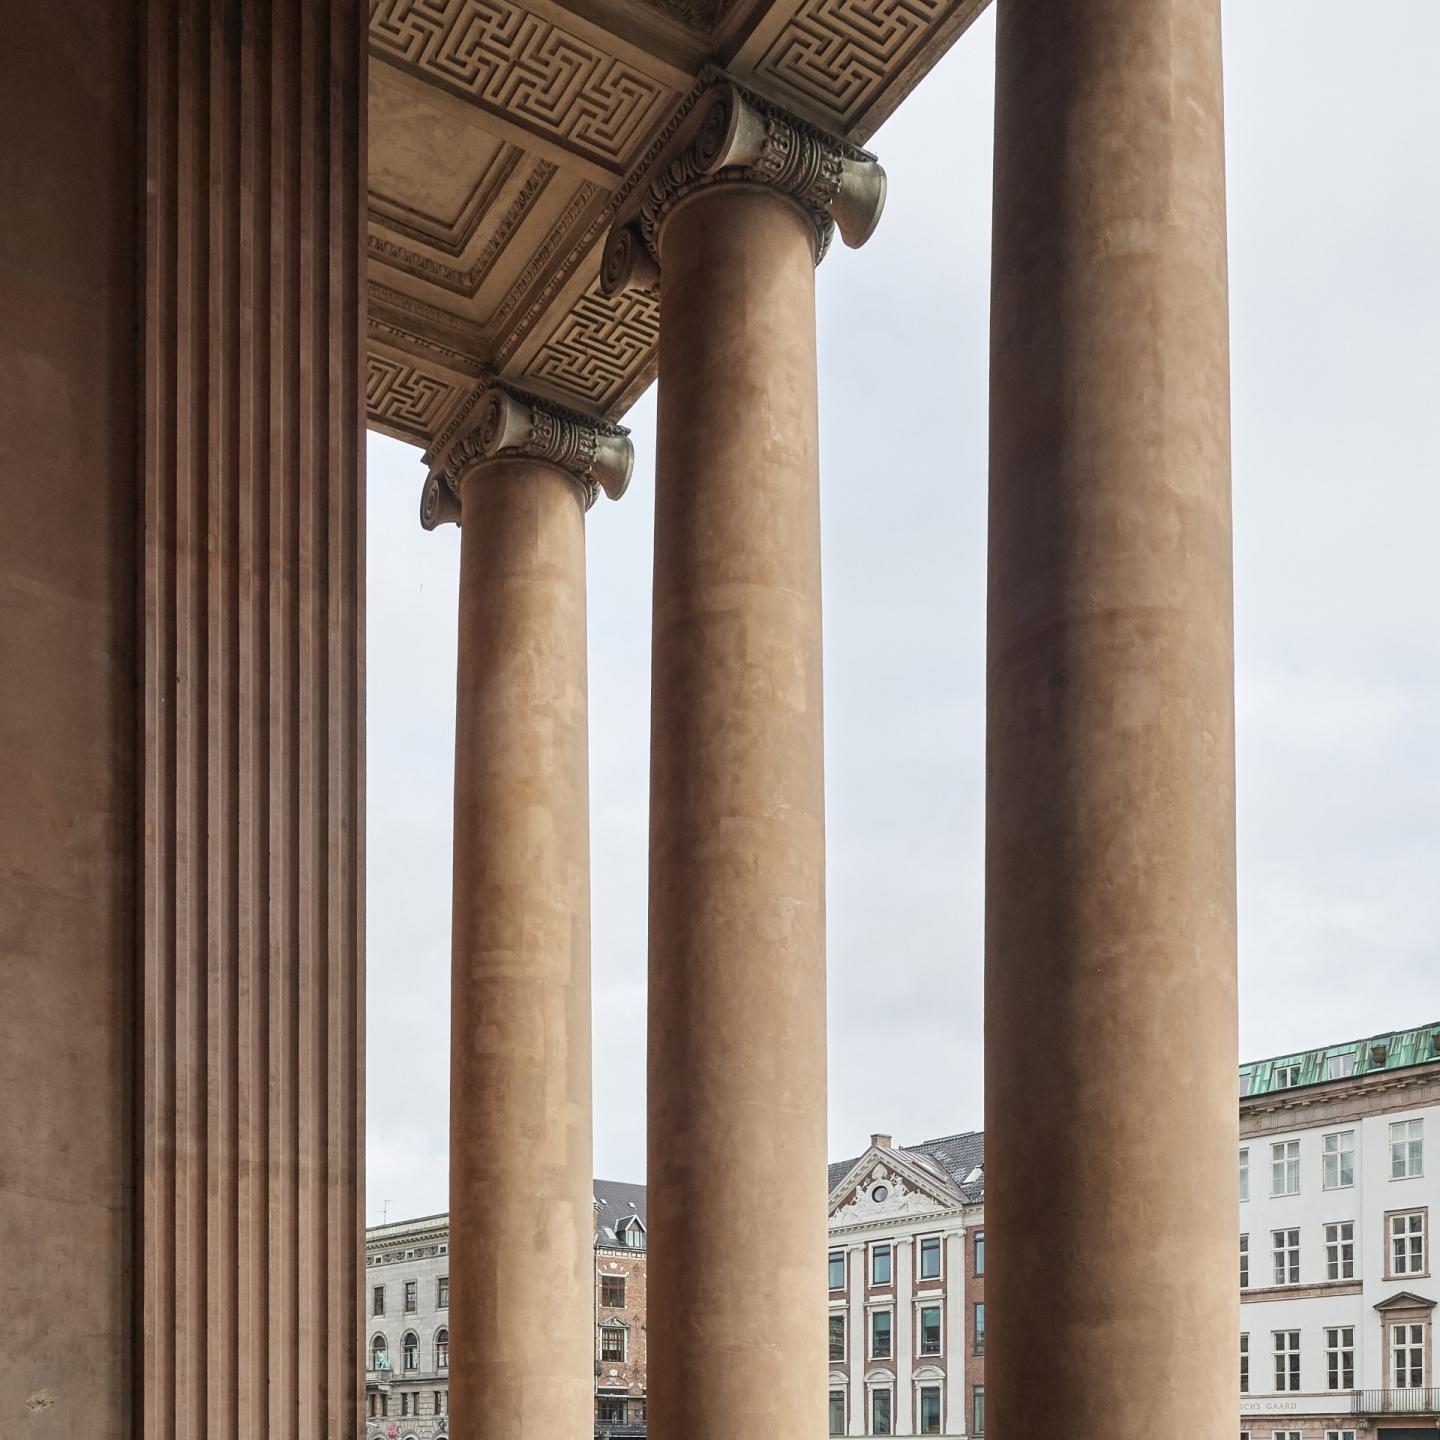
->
[1240,1022,1440,1098]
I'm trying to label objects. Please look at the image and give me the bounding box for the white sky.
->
[364,1,1440,1225]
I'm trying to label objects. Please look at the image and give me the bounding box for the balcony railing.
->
[1355,1388,1440,1415]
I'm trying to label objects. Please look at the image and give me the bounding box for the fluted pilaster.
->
[141,3,365,1436]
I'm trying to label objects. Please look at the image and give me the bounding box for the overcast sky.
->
[364,1,1440,1224]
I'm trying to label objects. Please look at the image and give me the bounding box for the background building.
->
[363,1183,648,1440]
[362,1023,1440,1440]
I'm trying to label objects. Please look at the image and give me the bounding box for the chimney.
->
[871,1133,892,1150]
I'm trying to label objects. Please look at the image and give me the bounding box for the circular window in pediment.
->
[871,1184,889,1203]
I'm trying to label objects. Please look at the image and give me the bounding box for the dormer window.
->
[615,1216,647,1249]
[1276,1064,1301,1089]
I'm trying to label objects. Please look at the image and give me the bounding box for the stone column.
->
[421,385,631,1440]
[601,80,886,1440]
[985,1,1237,1437]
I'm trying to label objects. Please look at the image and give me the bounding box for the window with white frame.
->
[829,1390,846,1436]
[1240,1233,1250,1289]
[1391,1210,1427,1276]
[402,1330,418,1370]
[1392,1118,1424,1179]
[830,1313,846,1361]
[1327,1052,1356,1080]
[1274,1330,1300,1391]
[1326,1326,1354,1390]
[918,1305,941,1356]
[1323,1131,1355,1189]
[918,1235,942,1280]
[1276,1064,1301,1088]
[435,1327,448,1369]
[1392,1321,1424,1388]
[1271,1140,1300,1196]
[870,1309,892,1360]
[918,1384,941,1436]
[1325,1220,1355,1280]
[1272,1228,1300,1286]
[829,1250,846,1290]
[1239,1148,1250,1202]
[1325,1431,1357,1440]
[871,1244,893,1286]
[974,1301,985,1354]
[1273,1431,1301,1440]
[1240,1332,1249,1393]
[404,1279,417,1313]
[870,1386,893,1436]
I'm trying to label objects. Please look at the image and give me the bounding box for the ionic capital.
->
[599,77,886,298]
[420,384,633,529]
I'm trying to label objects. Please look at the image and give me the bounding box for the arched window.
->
[435,1327,449,1369]
[402,1330,419,1370]
[369,1333,388,1371]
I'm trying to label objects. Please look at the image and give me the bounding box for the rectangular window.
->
[972,1385,985,1435]
[600,1326,626,1362]
[870,1310,892,1360]
[829,1390,846,1436]
[1325,1220,1355,1279]
[918,1385,941,1436]
[870,1388,892,1436]
[919,1236,942,1280]
[974,1233,985,1276]
[400,1394,410,1418]
[404,1279,417,1313]
[1392,1118,1424,1179]
[601,1275,626,1308]
[871,1244,893,1286]
[1276,1063,1301,1088]
[1272,1228,1300,1286]
[1239,1148,1250,1202]
[1240,1233,1250,1290]
[1391,1210,1427,1275]
[1273,1432,1302,1440]
[1241,1332,1249,1393]
[1271,1140,1300,1196]
[1326,1326,1354,1390]
[830,1313,846,1361]
[1274,1330,1300,1391]
[1392,1321,1424,1387]
[1323,1131,1355,1189]
[372,1285,384,1317]
[1325,1432,1357,1440]
[919,1305,941,1356]
[436,1392,446,1416]
[974,1301,985,1354]
[437,1276,449,1309]
[598,1397,628,1425]
[1327,1052,1356,1080]
[829,1250,846,1290]
[380,1396,388,1418]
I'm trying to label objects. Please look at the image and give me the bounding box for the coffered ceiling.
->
[364,0,989,452]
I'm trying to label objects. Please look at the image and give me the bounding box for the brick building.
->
[595,1182,650,1435]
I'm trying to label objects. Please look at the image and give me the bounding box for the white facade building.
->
[827,1132,986,1439]
[1238,1027,1440,1440]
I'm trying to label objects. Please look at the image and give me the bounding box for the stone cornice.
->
[599,74,886,297]
[1240,1064,1440,1137]
[420,383,633,525]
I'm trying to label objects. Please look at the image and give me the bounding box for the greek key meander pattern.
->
[521,278,659,409]
[370,0,673,167]
[753,0,946,125]
[367,355,459,436]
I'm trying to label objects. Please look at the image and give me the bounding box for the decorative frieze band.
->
[421,384,633,526]
[599,78,886,297]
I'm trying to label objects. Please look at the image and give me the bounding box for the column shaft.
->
[648,187,828,1440]
[449,457,595,1437]
[985,0,1237,1435]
